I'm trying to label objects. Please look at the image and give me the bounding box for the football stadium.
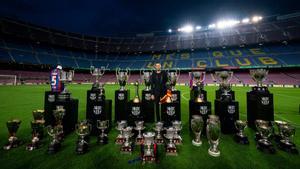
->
[0,1,300,169]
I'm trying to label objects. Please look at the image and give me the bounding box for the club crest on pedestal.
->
[171,94,178,102]
[227,105,235,114]
[118,93,125,100]
[93,106,102,115]
[200,106,208,115]
[166,106,175,116]
[89,93,96,101]
[261,97,269,105]
[145,93,151,101]
[131,106,140,116]
[48,95,55,102]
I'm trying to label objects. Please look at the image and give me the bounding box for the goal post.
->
[0,75,17,85]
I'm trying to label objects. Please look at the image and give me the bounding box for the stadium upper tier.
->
[0,39,300,70]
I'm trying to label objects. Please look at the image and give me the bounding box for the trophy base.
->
[121,146,133,154]
[256,139,276,154]
[208,149,220,157]
[76,142,89,155]
[47,141,61,154]
[166,147,177,156]
[115,138,126,145]
[135,137,144,145]
[26,142,41,151]
[173,138,182,145]
[155,138,164,145]
[142,155,156,163]
[97,136,108,145]
[277,140,299,154]
[3,140,22,150]
[234,134,249,145]
[192,140,202,146]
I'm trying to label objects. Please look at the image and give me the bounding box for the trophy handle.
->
[116,67,120,81]
[176,68,180,82]
[126,67,131,80]
[100,66,106,76]
[96,120,101,129]
[228,71,233,83]
[200,72,206,83]
[90,66,95,75]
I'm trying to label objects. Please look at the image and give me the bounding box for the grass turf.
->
[0,84,299,169]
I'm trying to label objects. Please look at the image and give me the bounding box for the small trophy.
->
[154,121,164,144]
[121,126,134,153]
[3,119,22,150]
[53,105,65,141]
[167,69,180,91]
[90,66,106,91]
[207,115,221,157]
[134,121,145,145]
[172,120,182,145]
[141,132,156,163]
[140,69,152,91]
[116,67,130,91]
[47,125,63,154]
[255,119,276,153]
[234,120,249,144]
[193,71,206,102]
[58,69,74,101]
[26,121,44,151]
[214,71,233,101]
[115,120,127,144]
[133,81,140,103]
[164,127,177,156]
[97,120,109,144]
[191,115,204,146]
[75,120,92,154]
[274,121,298,154]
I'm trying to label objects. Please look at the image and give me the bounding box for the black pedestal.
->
[215,89,235,100]
[189,100,212,134]
[44,91,78,135]
[115,90,130,121]
[161,103,180,127]
[215,99,239,134]
[142,90,154,123]
[190,87,207,101]
[171,90,181,120]
[247,87,274,129]
[86,90,112,136]
[128,101,143,126]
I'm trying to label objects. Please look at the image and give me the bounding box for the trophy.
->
[47,125,63,154]
[33,109,45,122]
[250,69,268,87]
[207,115,221,157]
[58,69,74,100]
[116,67,130,91]
[274,121,298,154]
[115,120,127,144]
[26,121,44,151]
[3,119,22,150]
[142,132,156,163]
[234,120,249,144]
[164,127,177,156]
[133,81,140,103]
[53,105,65,141]
[255,119,276,153]
[193,71,206,102]
[172,120,182,145]
[191,115,204,146]
[140,69,152,91]
[167,69,180,91]
[134,121,145,145]
[214,71,233,100]
[75,120,92,154]
[90,66,106,90]
[121,126,134,153]
[154,121,164,144]
[97,120,109,144]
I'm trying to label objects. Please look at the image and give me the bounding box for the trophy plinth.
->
[3,119,22,150]
[141,132,156,163]
[97,120,109,144]
[115,90,130,121]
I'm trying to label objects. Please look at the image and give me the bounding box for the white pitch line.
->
[181,92,189,101]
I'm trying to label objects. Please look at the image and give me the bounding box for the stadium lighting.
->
[242,18,250,23]
[195,26,202,30]
[178,25,194,33]
[208,24,216,29]
[168,29,172,33]
[252,16,263,22]
[216,19,240,29]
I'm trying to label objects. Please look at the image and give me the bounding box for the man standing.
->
[151,63,168,121]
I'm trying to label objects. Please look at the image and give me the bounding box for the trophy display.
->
[115,120,127,144]
[86,66,112,136]
[47,125,63,154]
[234,120,249,144]
[167,69,181,120]
[214,71,239,134]
[115,68,130,121]
[164,127,177,156]
[57,70,74,101]
[141,69,155,123]
[154,121,164,144]
[75,120,92,154]
[247,69,274,129]
[191,115,204,146]
[129,81,143,125]
[134,121,145,145]
[274,121,298,154]
[97,120,109,144]
[3,119,22,150]
[172,120,182,145]
[207,115,221,157]
[141,132,157,163]
[189,71,211,135]
[255,119,276,153]
[121,126,134,153]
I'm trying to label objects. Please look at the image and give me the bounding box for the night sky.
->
[0,0,299,36]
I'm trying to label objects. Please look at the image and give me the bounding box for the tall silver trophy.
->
[134,121,145,145]
[191,115,204,146]
[121,126,134,153]
[274,121,298,154]
[97,120,109,144]
[58,69,74,100]
[206,115,221,157]
[115,120,127,144]
[234,120,249,144]
[255,119,276,153]
[167,69,180,91]
[172,120,182,145]
[164,127,177,156]
[116,67,130,91]
[193,71,206,102]
[250,69,268,87]
[140,69,152,91]
[142,132,156,162]
[214,71,233,100]
[154,121,164,144]
[90,66,106,91]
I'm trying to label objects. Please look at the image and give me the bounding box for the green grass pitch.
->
[0,84,299,169]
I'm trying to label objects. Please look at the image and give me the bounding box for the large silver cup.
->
[154,121,164,144]
[140,69,152,91]
[164,127,177,155]
[115,120,127,144]
[250,69,268,87]
[59,69,74,94]
[207,115,221,157]
[168,69,180,91]
[116,67,130,91]
[142,132,156,162]
[214,71,233,97]
[90,66,106,90]
[193,71,206,102]
[191,115,204,146]
[134,121,145,144]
